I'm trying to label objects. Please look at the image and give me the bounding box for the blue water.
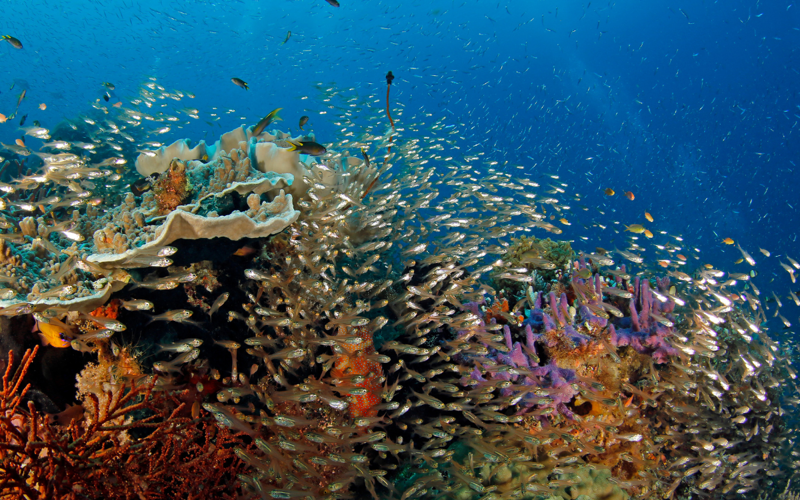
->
[1,0,798,329]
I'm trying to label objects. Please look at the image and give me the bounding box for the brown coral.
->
[152,159,191,214]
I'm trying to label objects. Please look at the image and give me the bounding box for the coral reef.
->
[497,235,575,298]
[0,82,796,500]
[135,137,211,177]
[0,136,298,308]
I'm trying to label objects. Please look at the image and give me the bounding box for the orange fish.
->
[233,245,258,257]
[54,404,84,426]
[0,113,6,123]
[604,188,615,196]
[722,237,735,245]
[39,103,46,110]
[657,260,670,268]
[15,137,25,147]
[113,101,123,108]
[676,254,687,261]
[643,229,653,238]
[624,191,635,200]
[644,212,654,222]
[34,319,71,348]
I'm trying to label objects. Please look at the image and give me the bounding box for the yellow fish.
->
[625,224,646,234]
[722,237,735,245]
[35,320,71,348]
[644,212,654,222]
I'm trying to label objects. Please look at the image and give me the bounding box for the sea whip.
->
[362,71,395,200]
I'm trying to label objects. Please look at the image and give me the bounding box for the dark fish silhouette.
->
[231,78,248,90]
[252,108,282,136]
[2,35,22,49]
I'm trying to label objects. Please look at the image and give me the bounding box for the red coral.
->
[90,298,120,320]
[0,347,257,500]
[331,326,383,417]
[485,297,523,324]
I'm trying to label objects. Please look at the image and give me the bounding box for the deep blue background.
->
[1,0,799,333]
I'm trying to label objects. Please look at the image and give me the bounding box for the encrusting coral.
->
[497,235,575,299]
[151,158,192,214]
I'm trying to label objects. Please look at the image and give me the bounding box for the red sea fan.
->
[0,346,256,500]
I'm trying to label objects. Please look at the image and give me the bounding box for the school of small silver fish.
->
[0,73,798,500]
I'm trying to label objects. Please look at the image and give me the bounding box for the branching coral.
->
[0,347,256,499]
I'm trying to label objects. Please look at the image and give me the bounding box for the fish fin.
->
[286,140,301,152]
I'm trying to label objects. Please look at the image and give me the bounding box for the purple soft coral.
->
[571,265,609,328]
[470,319,581,418]
[528,361,580,418]
[609,277,679,363]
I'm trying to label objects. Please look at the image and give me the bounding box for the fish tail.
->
[286,140,299,152]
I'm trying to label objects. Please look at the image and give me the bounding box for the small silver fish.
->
[121,299,154,311]
[158,339,203,352]
[214,339,241,349]
[209,292,229,319]
[147,309,193,324]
